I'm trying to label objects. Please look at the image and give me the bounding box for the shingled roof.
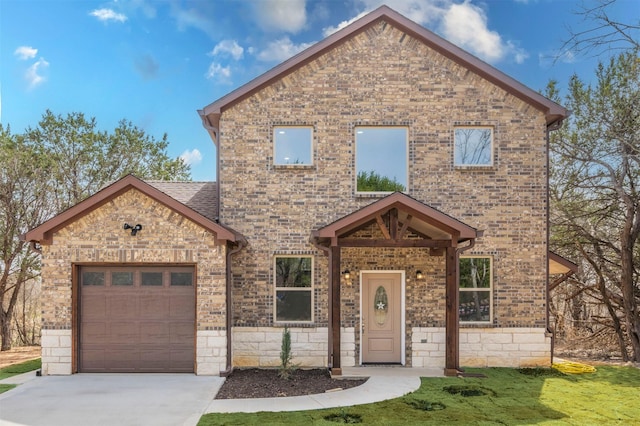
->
[146,181,218,222]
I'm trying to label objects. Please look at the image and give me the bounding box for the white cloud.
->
[90,8,127,23]
[14,46,38,60]
[211,40,244,60]
[25,57,49,89]
[205,62,231,80]
[257,37,315,62]
[180,149,202,166]
[440,2,505,63]
[254,0,307,33]
[322,11,369,37]
[172,4,217,39]
[333,0,527,64]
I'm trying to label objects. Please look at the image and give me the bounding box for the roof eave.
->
[22,175,241,245]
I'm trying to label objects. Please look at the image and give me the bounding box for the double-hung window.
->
[355,127,407,193]
[459,256,492,323]
[274,126,313,165]
[275,256,313,322]
[454,127,493,166]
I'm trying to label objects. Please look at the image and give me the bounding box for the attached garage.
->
[24,175,245,376]
[79,265,195,373]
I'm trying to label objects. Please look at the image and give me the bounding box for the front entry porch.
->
[311,192,480,376]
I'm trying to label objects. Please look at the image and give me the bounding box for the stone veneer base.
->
[41,329,72,375]
[411,327,552,368]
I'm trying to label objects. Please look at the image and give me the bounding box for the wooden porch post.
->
[444,245,460,376]
[330,245,342,375]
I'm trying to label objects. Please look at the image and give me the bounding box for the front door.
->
[362,272,402,363]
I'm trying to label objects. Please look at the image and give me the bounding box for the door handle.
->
[362,319,365,332]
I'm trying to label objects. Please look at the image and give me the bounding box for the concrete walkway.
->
[0,366,442,424]
[204,366,442,414]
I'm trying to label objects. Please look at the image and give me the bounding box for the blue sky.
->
[2,0,636,181]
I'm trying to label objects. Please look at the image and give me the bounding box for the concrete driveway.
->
[0,373,224,426]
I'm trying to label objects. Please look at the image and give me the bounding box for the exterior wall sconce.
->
[416,270,424,280]
[124,223,143,236]
[343,270,351,280]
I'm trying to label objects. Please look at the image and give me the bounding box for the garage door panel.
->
[107,296,139,319]
[169,295,194,319]
[82,294,107,319]
[108,322,139,343]
[80,349,106,371]
[170,322,195,343]
[81,322,106,341]
[139,295,170,319]
[139,322,170,344]
[105,348,141,371]
[170,349,195,370]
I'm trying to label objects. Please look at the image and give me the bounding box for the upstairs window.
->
[274,126,312,165]
[355,127,407,193]
[454,127,493,166]
[459,256,492,323]
[275,256,313,322]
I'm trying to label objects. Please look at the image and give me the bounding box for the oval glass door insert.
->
[374,285,389,326]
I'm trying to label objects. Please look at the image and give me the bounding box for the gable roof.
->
[199,5,567,139]
[23,175,242,245]
[312,192,479,243]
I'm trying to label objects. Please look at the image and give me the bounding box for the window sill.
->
[355,191,405,198]
[460,322,493,327]
[454,165,496,171]
[273,164,315,170]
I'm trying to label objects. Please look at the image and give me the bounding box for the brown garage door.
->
[79,266,195,373]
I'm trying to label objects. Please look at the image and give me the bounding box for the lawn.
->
[0,358,41,394]
[198,366,640,425]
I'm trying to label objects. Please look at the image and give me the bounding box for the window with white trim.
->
[454,127,493,166]
[274,126,313,165]
[275,256,313,322]
[355,127,407,193]
[459,256,492,323]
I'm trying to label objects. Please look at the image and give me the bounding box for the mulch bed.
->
[215,368,368,399]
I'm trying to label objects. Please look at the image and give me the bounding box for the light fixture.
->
[343,270,350,280]
[416,270,424,280]
[123,223,143,236]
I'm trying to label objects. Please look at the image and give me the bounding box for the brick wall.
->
[219,21,549,367]
[40,188,227,374]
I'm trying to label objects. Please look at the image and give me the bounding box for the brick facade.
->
[219,21,550,367]
[39,188,228,374]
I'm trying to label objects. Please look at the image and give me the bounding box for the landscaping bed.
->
[215,368,367,399]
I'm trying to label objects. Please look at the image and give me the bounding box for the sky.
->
[1,0,637,181]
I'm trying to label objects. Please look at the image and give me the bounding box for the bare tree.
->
[560,0,639,59]
[549,50,640,361]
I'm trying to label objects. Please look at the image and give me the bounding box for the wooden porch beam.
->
[444,245,460,376]
[330,246,342,376]
[375,215,391,240]
[338,238,451,248]
[398,215,413,240]
[390,208,398,240]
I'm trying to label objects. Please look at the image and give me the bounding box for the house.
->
[25,6,576,376]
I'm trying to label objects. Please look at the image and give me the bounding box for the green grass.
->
[198,366,640,425]
[0,358,41,380]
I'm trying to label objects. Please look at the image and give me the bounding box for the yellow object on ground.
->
[552,361,597,374]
